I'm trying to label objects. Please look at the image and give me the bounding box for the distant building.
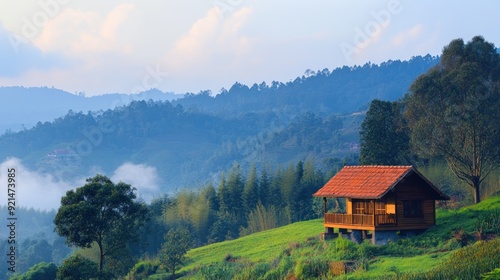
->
[347,143,360,152]
[46,149,80,162]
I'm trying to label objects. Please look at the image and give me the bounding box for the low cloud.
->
[0,158,78,211]
[0,158,160,211]
[111,162,160,203]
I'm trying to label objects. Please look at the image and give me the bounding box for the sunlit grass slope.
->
[182,219,324,271]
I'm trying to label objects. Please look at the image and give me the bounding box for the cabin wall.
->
[394,175,437,228]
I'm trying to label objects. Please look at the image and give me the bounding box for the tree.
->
[160,228,191,279]
[54,175,148,272]
[258,165,271,207]
[405,36,500,203]
[242,164,259,212]
[360,99,411,165]
[226,164,244,217]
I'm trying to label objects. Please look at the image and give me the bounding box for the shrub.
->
[233,263,269,280]
[126,260,160,280]
[11,262,57,280]
[56,255,99,280]
[482,268,500,280]
[452,227,471,247]
[262,256,293,280]
[327,236,360,260]
[200,262,241,280]
[478,210,500,235]
[294,258,329,280]
[401,238,500,279]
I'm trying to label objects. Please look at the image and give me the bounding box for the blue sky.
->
[0,0,498,96]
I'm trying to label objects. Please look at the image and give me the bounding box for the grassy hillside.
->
[157,195,500,279]
[183,219,324,272]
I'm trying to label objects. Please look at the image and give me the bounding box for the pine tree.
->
[243,164,259,212]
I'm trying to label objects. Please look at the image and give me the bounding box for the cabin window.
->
[403,200,423,217]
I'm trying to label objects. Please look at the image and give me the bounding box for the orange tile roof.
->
[314,165,414,199]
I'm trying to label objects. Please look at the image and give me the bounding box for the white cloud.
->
[33,3,136,55]
[391,23,424,48]
[0,23,64,77]
[1,1,499,95]
[111,162,160,202]
[0,158,79,211]
[161,6,255,91]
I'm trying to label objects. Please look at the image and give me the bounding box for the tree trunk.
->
[473,180,481,204]
[98,241,104,272]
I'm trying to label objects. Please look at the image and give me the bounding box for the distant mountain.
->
[0,87,182,133]
[0,100,362,191]
[0,55,439,192]
[174,55,439,116]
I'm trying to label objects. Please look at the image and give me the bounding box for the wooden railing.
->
[324,213,396,227]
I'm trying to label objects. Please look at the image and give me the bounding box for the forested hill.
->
[0,87,181,133]
[174,55,439,115]
[0,55,438,190]
[0,102,358,189]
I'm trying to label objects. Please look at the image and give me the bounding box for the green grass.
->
[348,252,451,279]
[182,219,324,272]
[417,195,500,242]
[170,195,500,279]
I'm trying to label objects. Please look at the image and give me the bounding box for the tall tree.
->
[360,99,410,165]
[405,36,500,203]
[243,164,259,212]
[258,165,271,207]
[201,183,219,212]
[54,175,148,272]
[160,228,191,279]
[226,164,244,220]
[217,174,229,213]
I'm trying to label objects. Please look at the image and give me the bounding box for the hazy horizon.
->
[0,0,498,96]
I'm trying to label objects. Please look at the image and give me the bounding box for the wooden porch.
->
[324,213,396,230]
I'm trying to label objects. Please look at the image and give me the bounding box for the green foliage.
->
[400,238,500,279]
[360,99,410,165]
[482,268,500,280]
[54,175,148,273]
[160,227,192,278]
[157,159,327,248]
[56,254,100,280]
[418,162,472,208]
[476,210,500,235]
[199,262,242,280]
[11,262,57,280]
[329,236,360,260]
[125,259,160,280]
[239,203,288,236]
[173,195,500,280]
[243,164,259,212]
[0,56,439,191]
[294,258,329,280]
[405,36,500,203]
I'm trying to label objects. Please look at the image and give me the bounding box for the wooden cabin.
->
[313,166,449,244]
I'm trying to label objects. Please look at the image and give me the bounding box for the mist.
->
[0,158,161,211]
